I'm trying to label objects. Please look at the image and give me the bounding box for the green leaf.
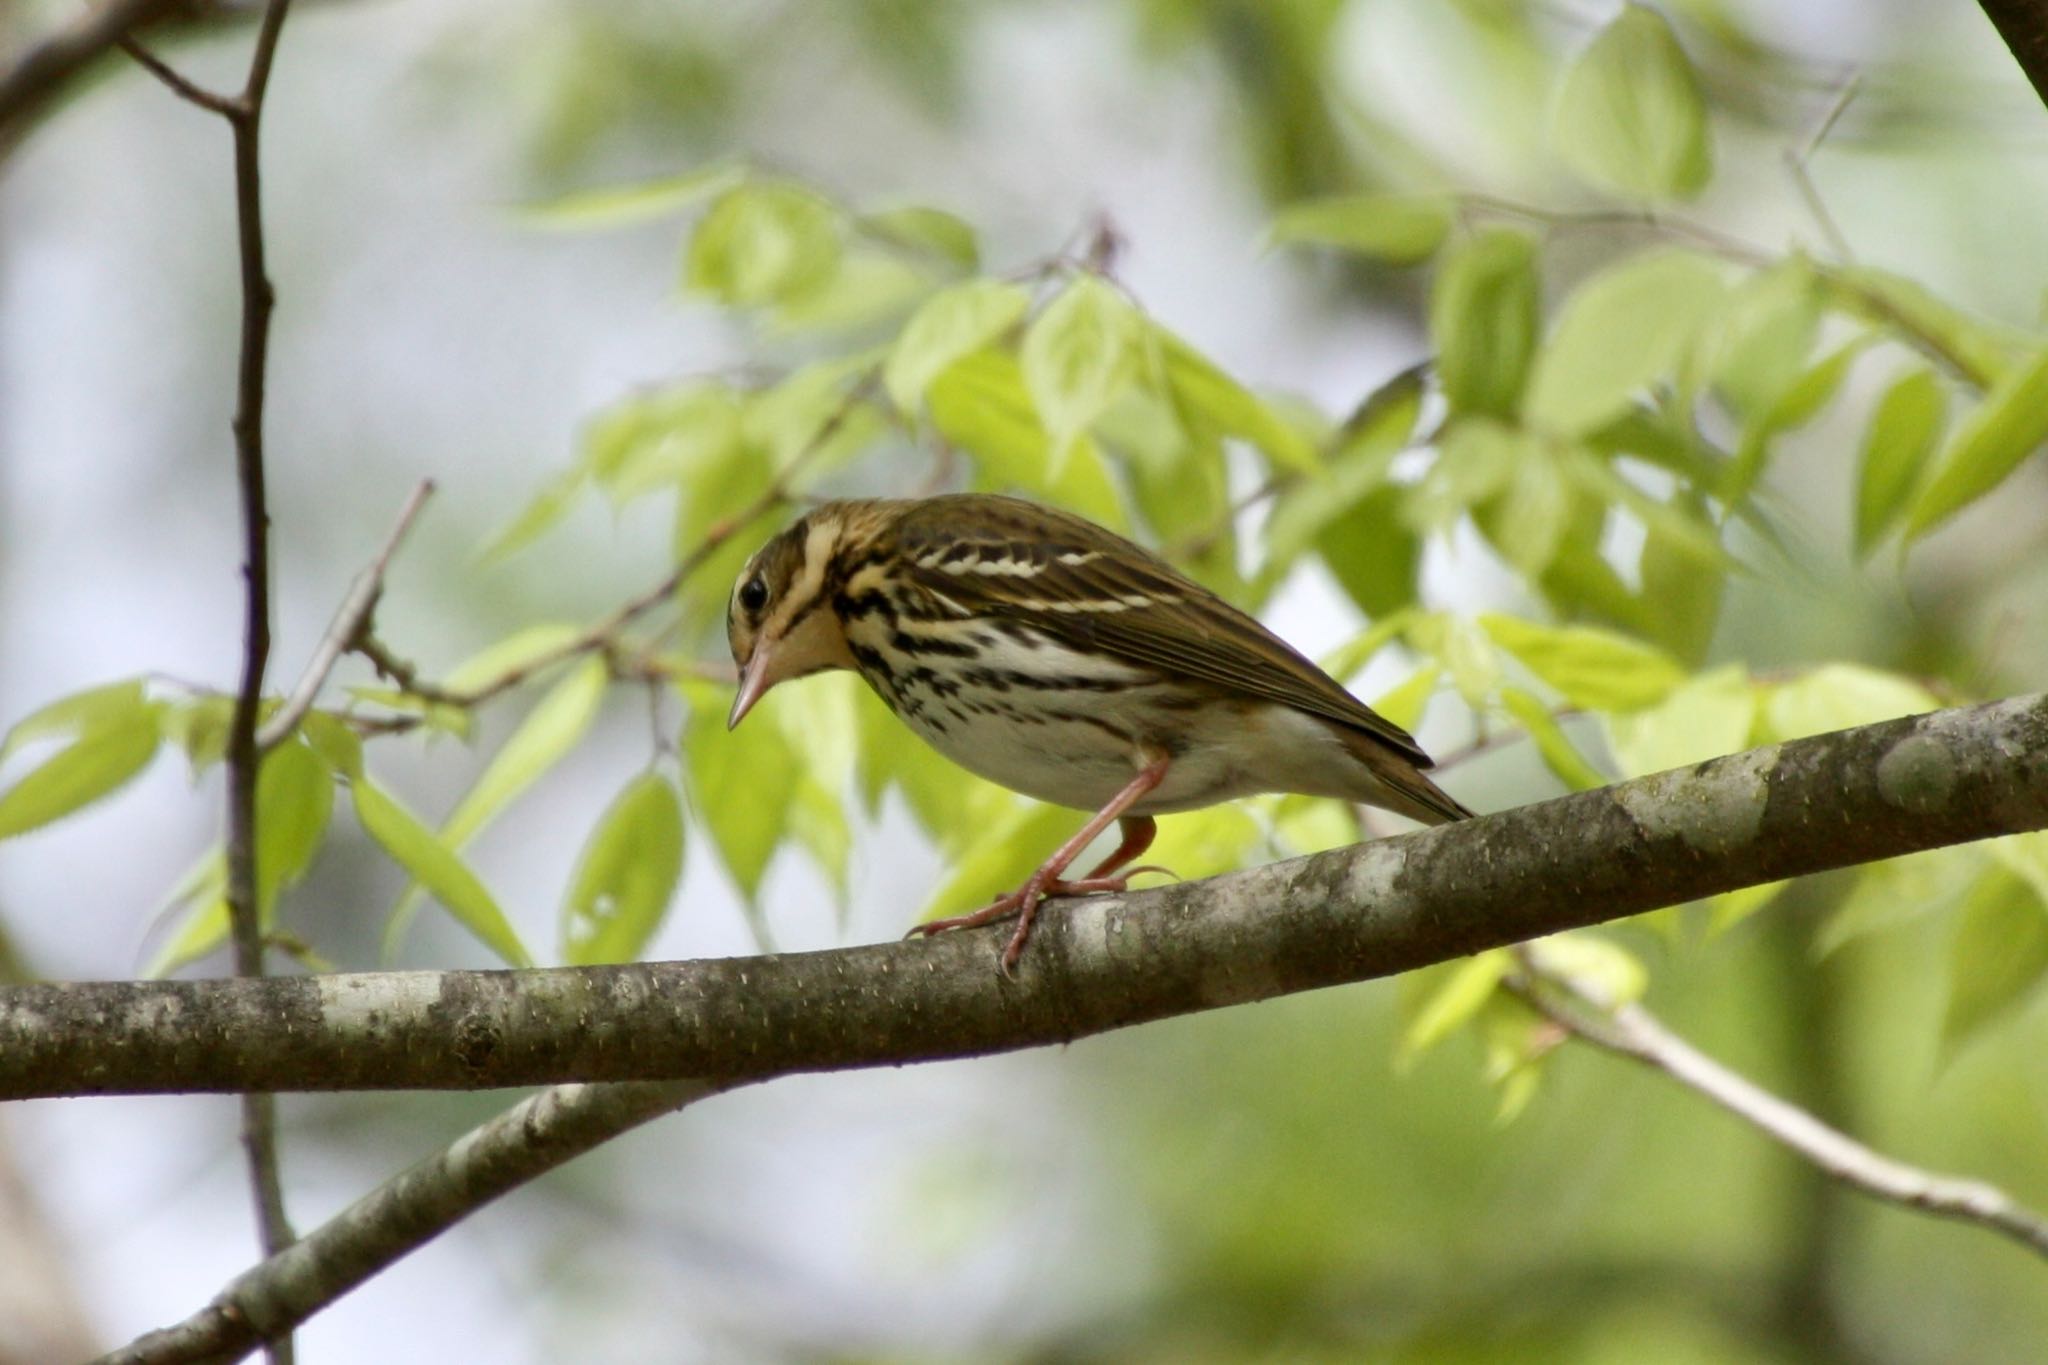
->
[1819,849,1980,956]
[144,846,229,977]
[1,678,148,766]
[1604,664,1756,778]
[1991,829,2048,910]
[1557,445,1729,567]
[1145,805,1262,884]
[478,467,587,565]
[1399,950,1509,1065]
[1261,368,1422,570]
[443,624,586,695]
[515,161,744,231]
[1552,4,1714,201]
[0,703,160,839]
[1408,416,1522,532]
[1480,615,1685,712]
[1432,228,1541,418]
[1372,664,1444,733]
[159,695,235,777]
[1705,262,1822,422]
[1317,608,1419,685]
[1480,447,1573,576]
[354,776,532,968]
[587,383,745,508]
[920,803,1074,922]
[930,349,1126,528]
[790,777,853,901]
[300,712,364,780]
[860,205,981,271]
[1907,348,2048,539]
[1156,328,1319,473]
[562,771,685,966]
[1267,193,1452,265]
[1855,367,1946,558]
[1705,880,1787,936]
[1524,249,1726,437]
[684,679,800,901]
[1270,794,1360,856]
[442,657,609,851]
[1762,665,1935,744]
[1637,489,1724,666]
[1820,264,2018,391]
[255,739,334,919]
[884,278,1031,412]
[1020,275,1143,469]
[684,181,844,308]
[1529,931,1648,1006]
[1498,686,1606,790]
[1318,485,1420,617]
[1943,865,2048,1053]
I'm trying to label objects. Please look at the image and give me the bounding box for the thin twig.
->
[255,480,434,750]
[128,5,299,1361]
[359,373,877,723]
[0,0,185,147]
[1783,72,1861,263]
[1512,955,2048,1263]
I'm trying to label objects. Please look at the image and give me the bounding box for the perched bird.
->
[726,493,1470,971]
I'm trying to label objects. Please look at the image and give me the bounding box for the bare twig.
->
[0,0,185,147]
[1513,954,2048,1263]
[256,479,434,750]
[125,5,298,1360]
[1783,72,1861,263]
[358,373,877,724]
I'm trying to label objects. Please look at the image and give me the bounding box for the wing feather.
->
[888,496,1432,766]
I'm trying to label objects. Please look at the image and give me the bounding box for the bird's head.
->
[725,504,869,730]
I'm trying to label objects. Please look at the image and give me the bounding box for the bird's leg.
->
[911,758,1169,972]
[1054,815,1163,892]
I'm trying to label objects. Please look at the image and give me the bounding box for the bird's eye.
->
[738,575,768,614]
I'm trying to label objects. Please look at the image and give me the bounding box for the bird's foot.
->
[909,863,1180,974]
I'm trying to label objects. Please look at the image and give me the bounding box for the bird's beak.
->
[727,648,773,730]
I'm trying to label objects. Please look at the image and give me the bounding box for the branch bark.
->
[5,691,2046,1099]
[0,0,186,148]
[1980,0,2048,112]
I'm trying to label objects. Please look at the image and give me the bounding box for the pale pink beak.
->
[727,649,773,730]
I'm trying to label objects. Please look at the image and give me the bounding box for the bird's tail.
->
[1337,728,1475,826]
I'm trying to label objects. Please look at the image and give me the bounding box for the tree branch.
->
[1515,953,2048,1263]
[255,479,433,751]
[98,1080,728,1365]
[0,0,186,147]
[122,7,297,1358]
[4,692,2046,1098]
[1979,1,2048,113]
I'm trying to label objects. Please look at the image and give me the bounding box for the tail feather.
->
[1337,727,1475,826]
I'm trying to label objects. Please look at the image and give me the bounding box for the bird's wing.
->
[891,496,1433,766]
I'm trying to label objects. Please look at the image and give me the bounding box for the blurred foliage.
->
[8,0,2048,1359]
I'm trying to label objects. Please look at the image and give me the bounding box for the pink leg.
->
[911,759,1169,973]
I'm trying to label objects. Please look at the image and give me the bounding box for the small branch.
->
[1782,72,1861,263]
[360,373,877,723]
[1978,0,2048,114]
[0,0,185,147]
[1514,961,2048,1262]
[256,479,435,750]
[100,1080,727,1365]
[128,6,298,1360]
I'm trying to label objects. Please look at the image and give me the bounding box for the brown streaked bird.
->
[726,493,1471,971]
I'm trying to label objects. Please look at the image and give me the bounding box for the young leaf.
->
[930,349,1127,528]
[160,695,235,777]
[1552,4,1714,201]
[1498,686,1606,790]
[354,776,533,968]
[562,771,685,966]
[1432,228,1541,418]
[1262,368,1422,570]
[1480,615,1685,712]
[684,680,800,902]
[1373,664,1444,733]
[300,711,364,780]
[1267,193,1452,265]
[1318,485,1421,617]
[1,678,148,766]
[1761,665,1935,744]
[1854,367,1946,558]
[443,624,586,695]
[1906,348,2048,539]
[1155,328,1319,473]
[684,181,844,308]
[860,205,981,271]
[1020,275,1143,469]
[0,703,160,840]
[1942,865,2048,1054]
[1399,951,1509,1065]
[515,161,744,232]
[255,739,335,919]
[1523,249,1726,438]
[920,802,1074,922]
[143,845,229,978]
[440,656,609,851]
[884,278,1031,412]
[1604,664,1756,778]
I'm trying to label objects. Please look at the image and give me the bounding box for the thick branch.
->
[100,1080,724,1365]
[1980,1,2048,112]
[4,692,2045,1098]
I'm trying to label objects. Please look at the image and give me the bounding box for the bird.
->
[725,492,1471,972]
